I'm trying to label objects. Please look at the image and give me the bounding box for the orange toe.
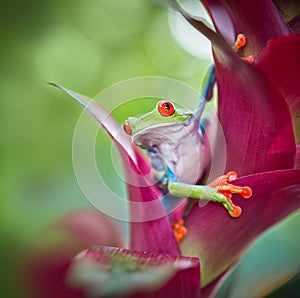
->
[210,171,252,218]
[172,218,187,243]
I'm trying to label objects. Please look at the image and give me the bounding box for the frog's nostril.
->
[123,120,132,135]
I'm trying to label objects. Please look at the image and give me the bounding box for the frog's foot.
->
[209,171,252,218]
[233,34,254,63]
[172,218,187,243]
[234,34,247,52]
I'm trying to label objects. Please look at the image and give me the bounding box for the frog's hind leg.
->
[167,171,252,218]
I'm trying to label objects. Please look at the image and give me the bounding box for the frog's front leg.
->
[168,171,252,218]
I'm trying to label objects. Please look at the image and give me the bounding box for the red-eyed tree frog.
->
[51,34,252,243]
[123,96,252,222]
[121,36,253,238]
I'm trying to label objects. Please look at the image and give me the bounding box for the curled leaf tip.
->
[48,82,92,109]
[50,83,142,168]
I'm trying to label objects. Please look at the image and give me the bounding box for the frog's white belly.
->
[175,139,205,184]
[134,118,207,184]
[158,125,205,184]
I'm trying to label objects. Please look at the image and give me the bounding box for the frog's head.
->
[123,100,194,146]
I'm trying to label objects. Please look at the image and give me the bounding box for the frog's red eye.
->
[158,101,175,117]
[123,119,132,135]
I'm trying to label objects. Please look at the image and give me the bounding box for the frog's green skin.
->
[124,101,235,215]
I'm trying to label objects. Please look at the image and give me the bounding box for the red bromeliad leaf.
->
[255,35,300,143]
[215,55,296,175]
[189,2,297,172]
[296,145,300,168]
[180,169,300,286]
[201,0,290,56]
[67,246,201,298]
[174,6,296,175]
[49,83,137,163]
[52,84,179,255]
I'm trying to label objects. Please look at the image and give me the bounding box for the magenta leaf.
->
[67,246,201,298]
[215,56,296,175]
[255,35,300,142]
[48,82,138,164]
[180,169,300,286]
[175,5,296,174]
[296,145,300,169]
[52,84,179,255]
[201,0,290,56]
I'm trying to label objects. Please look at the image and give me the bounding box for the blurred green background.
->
[0,0,208,238]
[0,0,209,296]
[0,0,299,297]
